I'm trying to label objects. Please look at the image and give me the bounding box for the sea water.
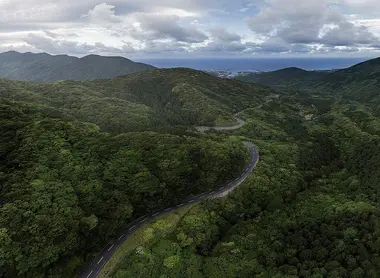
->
[135,57,369,72]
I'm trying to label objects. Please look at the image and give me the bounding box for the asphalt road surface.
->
[79,141,259,278]
[195,117,246,132]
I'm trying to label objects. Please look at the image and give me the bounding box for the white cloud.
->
[246,0,380,48]
[82,3,121,23]
[23,32,128,55]
[0,0,380,57]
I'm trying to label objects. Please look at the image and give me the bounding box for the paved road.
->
[196,117,246,132]
[79,141,259,278]
[195,99,276,133]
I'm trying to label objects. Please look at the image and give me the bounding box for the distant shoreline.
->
[135,57,368,72]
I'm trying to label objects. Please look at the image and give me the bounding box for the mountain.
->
[314,57,380,104]
[237,57,380,104]
[0,68,271,133]
[236,67,330,88]
[0,51,155,82]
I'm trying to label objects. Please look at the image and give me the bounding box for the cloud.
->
[200,42,247,53]
[209,28,241,43]
[1,0,380,57]
[129,13,208,43]
[44,31,59,38]
[246,0,380,47]
[199,28,246,53]
[82,3,121,23]
[320,14,378,46]
[140,40,189,54]
[23,33,128,55]
[249,38,291,53]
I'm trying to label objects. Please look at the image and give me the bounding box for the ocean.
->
[135,57,370,72]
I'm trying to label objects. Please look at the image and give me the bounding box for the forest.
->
[113,88,380,278]
[0,69,261,277]
[1,63,380,278]
[0,68,270,133]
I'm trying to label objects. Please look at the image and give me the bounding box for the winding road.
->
[79,141,259,278]
[195,98,276,133]
[195,117,246,132]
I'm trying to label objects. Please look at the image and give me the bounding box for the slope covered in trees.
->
[0,51,155,82]
[3,58,380,278]
[0,68,270,132]
[0,99,248,277]
[236,67,330,89]
[0,67,273,277]
[114,93,380,277]
[236,57,380,105]
[313,57,380,104]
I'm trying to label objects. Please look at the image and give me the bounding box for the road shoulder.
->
[97,206,192,278]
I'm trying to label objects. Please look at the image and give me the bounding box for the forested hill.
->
[0,51,155,82]
[236,67,330,88]
[236,57,380,105]
[112,83,380,278]
[313,57,380,104]
[0,64,259,276]
[0,68,271,133]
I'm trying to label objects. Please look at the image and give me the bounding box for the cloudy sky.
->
[1,0,380,58]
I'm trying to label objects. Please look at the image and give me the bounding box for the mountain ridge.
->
[0,51,155,82]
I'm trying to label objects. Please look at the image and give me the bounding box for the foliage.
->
[235,67,330,89]
[0,68,270,133]
[114,89,380,278]
[0,100,247,277]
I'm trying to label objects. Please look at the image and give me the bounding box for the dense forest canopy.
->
[111,63,380,278]
[1,56,380,278]
[0,100,248,277]
[236,57,380,105]
[0,68,270,133]
[0,68,274,277]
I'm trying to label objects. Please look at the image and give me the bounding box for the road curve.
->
[195,101,270,133]
[195,116,245,132]
[79,141,259,278]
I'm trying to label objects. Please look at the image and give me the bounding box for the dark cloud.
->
[253,39,291,53]
[320,20,378,46]
[198,28,246,53]
[209,28,241,43]
[200,42,247,53]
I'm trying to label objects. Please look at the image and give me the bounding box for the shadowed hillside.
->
[236,67,330,88]
[0,51,155,82]
[314,57,380,104]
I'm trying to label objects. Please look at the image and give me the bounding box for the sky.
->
[1,0,380,58]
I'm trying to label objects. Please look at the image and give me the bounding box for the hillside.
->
[236,67,330,88]
[314,57,380,104]
[236,58,380,105]
[0,51,155,82]
[0,69,255,277]
[0,68,271,132]
[112,83,380,278]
